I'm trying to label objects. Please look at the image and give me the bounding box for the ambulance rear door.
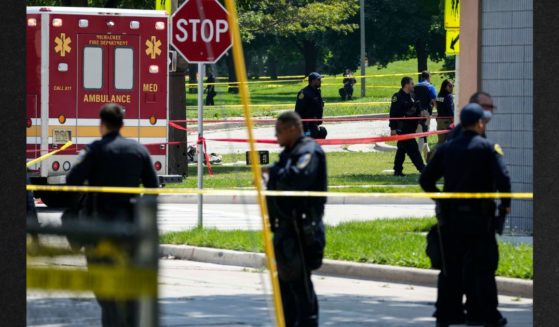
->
[77,34,140,144]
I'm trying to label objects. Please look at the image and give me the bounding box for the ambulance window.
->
[83,47,103,89]
[114,47,134,90]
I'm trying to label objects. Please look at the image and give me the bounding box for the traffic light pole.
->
[197,63,205,228]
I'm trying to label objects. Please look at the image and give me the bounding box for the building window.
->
[83,47,103,89]
[114,47,134,90]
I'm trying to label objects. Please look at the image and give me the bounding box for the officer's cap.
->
[460,103,492,127]
[308,72,322,81]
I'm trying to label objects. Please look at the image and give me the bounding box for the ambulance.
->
[26,7,183,206]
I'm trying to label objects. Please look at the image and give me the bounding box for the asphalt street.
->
[37,200,435,232]
[27,259,533,327]
[196,118,438,154]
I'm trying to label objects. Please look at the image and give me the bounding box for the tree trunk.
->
[225,53,239,94]
[415,39,428,76]
[301,40,319,76]
[268,54,278,80]
[188,64,197,94]
[245,51,253,78]
[255,53,264,79]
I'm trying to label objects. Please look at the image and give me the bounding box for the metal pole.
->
[454,55,460,122]
[135,196,159,327]
[198,63,205,228]
[360,0,366,98]
[197,63,205,228]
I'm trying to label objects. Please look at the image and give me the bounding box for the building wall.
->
[480,0,533,234]
[458,0,481,109]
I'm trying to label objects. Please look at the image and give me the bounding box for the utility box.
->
[246,151,270,165]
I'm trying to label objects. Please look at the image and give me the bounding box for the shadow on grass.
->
[330,173,422,185]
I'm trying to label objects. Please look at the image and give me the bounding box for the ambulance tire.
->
[38,192,77,209]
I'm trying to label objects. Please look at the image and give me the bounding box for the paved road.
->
[27,259,533,326]
[197,118,438,154]
[37,201,435,233]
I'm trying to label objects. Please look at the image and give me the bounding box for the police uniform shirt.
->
[419,130,511,208]
[389,89,419,134]
[267,136,327,220]
[295,85,324,123]
[66,131,159,220]
[436,93,455,118]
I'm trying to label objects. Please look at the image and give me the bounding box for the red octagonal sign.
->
[171,0,232,63]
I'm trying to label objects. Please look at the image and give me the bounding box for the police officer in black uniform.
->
[205,72,216,106]
[420,103,511,327]
[389,76,425,176]
[67,103,159,327]
[295,72,327,139]
[447,91,495,141]
[265,111,327,327]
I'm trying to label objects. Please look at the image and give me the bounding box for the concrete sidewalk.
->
[160,245,533,299]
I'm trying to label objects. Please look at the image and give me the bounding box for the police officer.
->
[447,91,496,141]
[414,71,437,159]
[420,103,511,327]
[390,76,425,176]
[342,69,356,100]
[265,111,327,327]
[295,72,327,139]
[434,79,455,145]
[205,72,216,106]
[67,103,159,327]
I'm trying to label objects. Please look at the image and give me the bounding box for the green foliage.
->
[238,0,359,40]
[161,218,534,279]
[365,0,444,66]
[27,0,153,8]
[27,0,448,77]
[188,58,448,117]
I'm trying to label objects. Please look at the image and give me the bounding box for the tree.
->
[27,0,153,8]
[365,0,445,73]
[320,18,361,75]
[238,0,359,75]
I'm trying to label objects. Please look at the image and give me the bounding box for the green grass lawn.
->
[169,151,431,192]
[161,218,533,280]
[186,59,453,119]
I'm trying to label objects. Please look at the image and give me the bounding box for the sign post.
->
[171,0,232,228]
[196,63,205,227]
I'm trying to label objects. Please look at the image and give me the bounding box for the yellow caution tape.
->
[26,141,73,168]
[27,240,132,266]
[225,0,286,325]
[26,185,533,199]
[197,101,389,110]
[27,265,157,299]
[185,70,456,86]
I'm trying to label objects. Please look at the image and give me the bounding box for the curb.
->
[160,244,532,299]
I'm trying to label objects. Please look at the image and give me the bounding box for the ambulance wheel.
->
[38,192,74,208]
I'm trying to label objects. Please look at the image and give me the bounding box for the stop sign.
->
[171,0,232,63]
